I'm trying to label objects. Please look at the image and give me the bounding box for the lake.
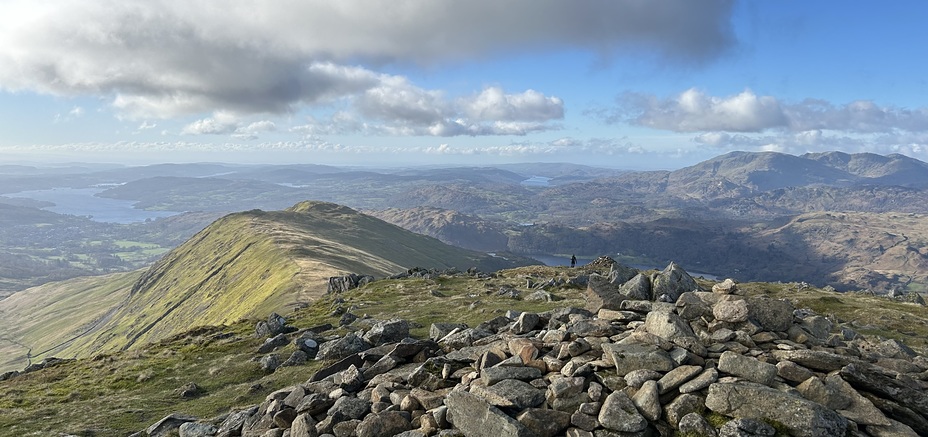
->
[6,187,182,224]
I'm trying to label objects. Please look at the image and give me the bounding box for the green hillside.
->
[0,201,535,372]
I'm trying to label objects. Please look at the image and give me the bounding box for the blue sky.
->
[1,1,927,169]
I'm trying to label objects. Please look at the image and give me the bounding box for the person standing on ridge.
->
[570,254,577,268]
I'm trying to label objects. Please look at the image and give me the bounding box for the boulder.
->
[516,409,572,437]
[598,391,648,433]
[651,262,699,303]
[718,351,777,386]
[601,343,675,376]
[642,310,695,340]
[706,382,849,437]
[363,319,409,346]
[318,333,371,361]
[445,390,532,437]
[746,297,794,332]
[619,273,652,301]
[147,414,198,437]
[586,275,624,312]
[712,278,738,295]
[713,300,749,323]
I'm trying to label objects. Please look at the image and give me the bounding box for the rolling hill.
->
[0,201,536,373]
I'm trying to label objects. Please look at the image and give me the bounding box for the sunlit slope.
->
[22,201,529,361]
[0,272,140,373]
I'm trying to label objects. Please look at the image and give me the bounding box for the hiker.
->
[570,254,577,268]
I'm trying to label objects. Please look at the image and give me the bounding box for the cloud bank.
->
[613,88,928,135]
[0,0,735,123]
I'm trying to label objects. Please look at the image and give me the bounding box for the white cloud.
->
[611,89,928,139]
[462,87,563,122]
[181,112,239,135]
[138,121,157,130]
[0,0,735,119]
[618,88,787,132]
[297,84,563,137]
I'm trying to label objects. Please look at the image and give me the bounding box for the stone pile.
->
[142,271,928,437]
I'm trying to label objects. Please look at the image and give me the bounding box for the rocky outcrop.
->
[585,260,702,311]
[139,277,928,437]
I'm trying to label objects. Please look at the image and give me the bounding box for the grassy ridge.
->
[0,201,535,372]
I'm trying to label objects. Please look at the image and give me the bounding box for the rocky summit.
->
[134,265,928,437]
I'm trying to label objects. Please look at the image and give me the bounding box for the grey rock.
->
[776,360,815,384]
[363,319,410,346]
[147,413,198,437]
[718,351,776,386]
[619,273,652,301]
[178,422,218,437]
[472,379,545,409]
[746,297,794,332]
[865,419,920,437]
[799,315,833,340]
[333,364,364,392]
[602,343,675,376]
[657,365,703,394]
[517,408,572,437]
[217,407,257,437]
[257,333,290,353]
[445,390,531,437]
[318,333,371,361]
[796,376,850,410]
[571,412,600,431]
[840,362,928,418]
[706,382,849,437]
[259,354,281,372]
[609,263,640,285]
[566,318,616,337]
[713,300,749,323]
[327,396,371,421]
[712,278,738,295]
[651,262,699,303]
[679,412,718,437]
[290,413,318,437]
[771,349,857,372]
[281,350,309,367]
[679,368,718,393]
[586,275,624,312]
[718,418,774,437]
[823,373,890,426]
[333,419,362,437]
[296,393,334,416]
[511,312,540,334]
[481,366,542,385]
[631,380,661,422]
[598,391,647,433]
[665,393,705,429]
[356,411,412,437]
[624,369,662,389]
[643,310,695,340]
[430,323,468,341]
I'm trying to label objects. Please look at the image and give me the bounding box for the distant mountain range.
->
[2,150,928,295]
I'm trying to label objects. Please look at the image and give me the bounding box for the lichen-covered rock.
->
[445,390,532,437]
[598,391,647,433]
[706,381,849,437]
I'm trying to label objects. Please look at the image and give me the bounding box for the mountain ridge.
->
[0,201,536,371]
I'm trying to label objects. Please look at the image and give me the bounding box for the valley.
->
[3,151,928,297]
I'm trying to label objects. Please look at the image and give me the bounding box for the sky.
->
[1,1,927,169]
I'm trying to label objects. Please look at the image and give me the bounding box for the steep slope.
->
[0,201,534,369]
